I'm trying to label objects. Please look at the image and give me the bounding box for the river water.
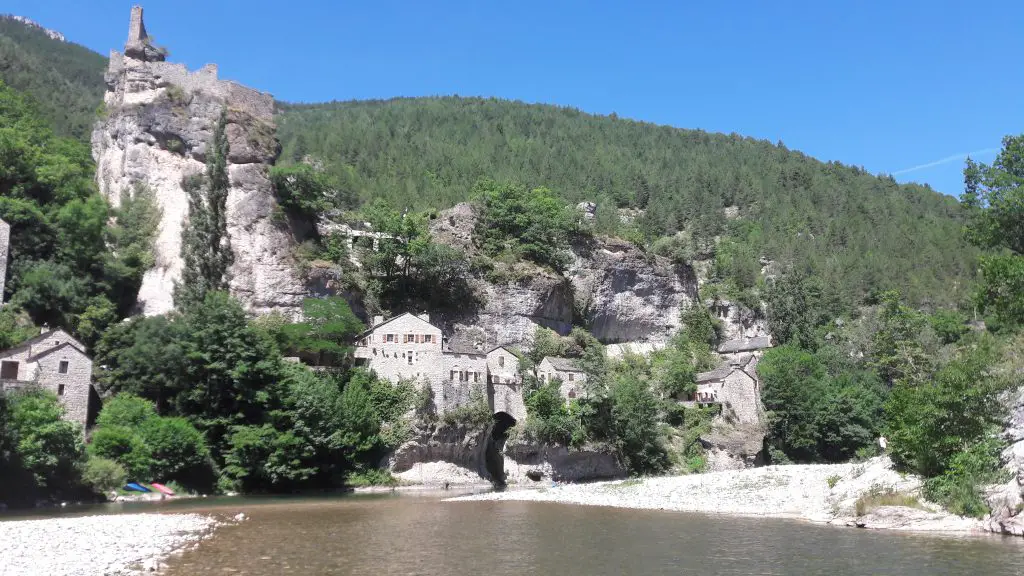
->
[113,491,1024,576]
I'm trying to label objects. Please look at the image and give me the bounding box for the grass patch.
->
[826,474,841,489]
[854,485,926,516]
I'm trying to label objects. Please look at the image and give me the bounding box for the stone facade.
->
[686,337,772,426]
[93,6,304,316]
[0,329,95,429]
[354,313,526,421]
[536,356,587,400]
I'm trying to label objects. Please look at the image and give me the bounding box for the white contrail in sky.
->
[893,148,999,175]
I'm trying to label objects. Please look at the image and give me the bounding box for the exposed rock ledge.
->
[450,457,986,534]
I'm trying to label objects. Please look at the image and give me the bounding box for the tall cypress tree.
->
[175,109,234,309]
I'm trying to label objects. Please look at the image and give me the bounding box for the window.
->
[0,361,18,380]
[474,372,479,383]
[568,389,576,399]
[450,370,456,381]
[59,360,69,374]
[568,373,575,382]
[424,334,432,344]
[386,334,395,343]
[408,351,414,365]
[57,384,66,396]
[498,356,505,367]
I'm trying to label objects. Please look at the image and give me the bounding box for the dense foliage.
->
[0,17,106,141]
[0,389,88,506]
[278,97,977,309]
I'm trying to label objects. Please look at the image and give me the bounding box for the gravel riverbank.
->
[450,457,983,533]
[0,512,219,575]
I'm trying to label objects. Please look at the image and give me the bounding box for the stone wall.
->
[35,347,92,429]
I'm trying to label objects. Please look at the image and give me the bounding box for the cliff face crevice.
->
[92,7,304,316]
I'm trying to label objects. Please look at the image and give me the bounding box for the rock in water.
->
[92,6,304,316]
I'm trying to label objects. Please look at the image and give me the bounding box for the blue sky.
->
[7,1,1022,195]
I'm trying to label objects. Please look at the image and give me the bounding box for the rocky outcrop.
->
[984,384,1024,536]
[92,7,304,316]
[504,442,623,483]
[387,420,624,485]
[570,237,698,344]
[428,203,697,349]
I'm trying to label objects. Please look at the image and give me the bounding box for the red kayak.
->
[150,483,176,496]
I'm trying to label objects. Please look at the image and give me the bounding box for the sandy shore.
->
[0,512,219,575]
[450,457,983,533]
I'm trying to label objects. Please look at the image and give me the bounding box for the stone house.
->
[679,336,772,426]
[0,329,97,429]
[536,356,587,400]
[353,313,526,420]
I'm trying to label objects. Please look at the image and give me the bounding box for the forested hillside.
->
[0,16,106,140]
[277,98,977,309]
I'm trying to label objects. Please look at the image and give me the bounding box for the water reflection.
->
[154,494,1024,576]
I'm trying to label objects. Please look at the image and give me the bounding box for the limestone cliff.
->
[428,203,697,349]
[92,7,304,316]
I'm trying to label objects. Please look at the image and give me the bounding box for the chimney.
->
[373,315,384,327]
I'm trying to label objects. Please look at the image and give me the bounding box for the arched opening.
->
[484,411,517,488]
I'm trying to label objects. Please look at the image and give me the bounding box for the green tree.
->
[175,110,233,309]
[176,291,283,457]
[93,315,185,413]
[608,373,668,474]
[962,136,1024,326]
[473,179,576,271]
[280,297,364,365]
[1,389,86,504]
[757,345,826,462]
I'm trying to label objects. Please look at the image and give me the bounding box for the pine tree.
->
[175,109,234,309]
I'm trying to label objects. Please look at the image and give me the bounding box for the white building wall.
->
[355,314,445,384]
[35,348,92,429]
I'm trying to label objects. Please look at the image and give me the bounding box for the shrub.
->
[854,485,925,516]
[82,457,127,494]
[440,390,492,429]
[345,468,398,487]
[96,394,157,429]
[87,425,152,480]
[140,416,215,492]
[826,474,841,489]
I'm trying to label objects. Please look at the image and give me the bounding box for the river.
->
[73,491,1017,575]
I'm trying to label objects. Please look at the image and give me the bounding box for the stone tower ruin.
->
[92,6,305,316]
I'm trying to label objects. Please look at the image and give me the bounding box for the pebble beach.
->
[0,513,218,576]
[450,457,983,532]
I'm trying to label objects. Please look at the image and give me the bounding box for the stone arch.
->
[483,411,517,488]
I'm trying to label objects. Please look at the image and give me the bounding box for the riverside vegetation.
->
[0,18,1021,523]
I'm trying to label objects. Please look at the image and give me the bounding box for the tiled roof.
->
[357,312,435,337]
[543,357,583,372]
[27,341,90,362]
[717,336,772,354]
[0,329,84,360]
[696,364,732,383]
